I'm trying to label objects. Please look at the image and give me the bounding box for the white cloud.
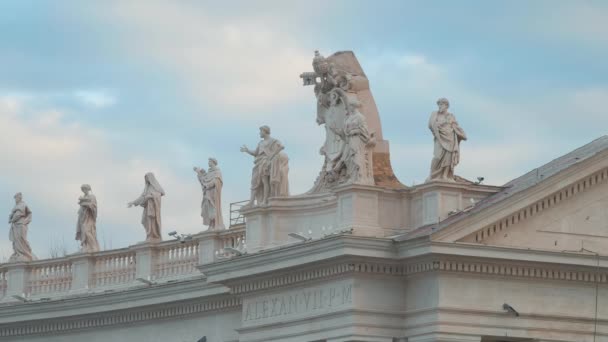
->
[93,1,313,118]
[0,95,206,257]
[74,90,117,109]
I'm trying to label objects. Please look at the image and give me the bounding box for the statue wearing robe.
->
[76,185,100,253]
[8,194,35,262]
[428,98,467,181]
[129,172,164,242]
[251,138,289,201]
[195,161,225,230]
[331,92,375,185]
[241,126,289,207]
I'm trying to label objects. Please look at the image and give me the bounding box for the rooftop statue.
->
[194,158,225,230]
[8,192,35,262]
[76,184,100,253]
[427,98,467,182]
[328,88,376,185]
[301,50,402,191]
[240,125,289,207]
[128,172,164,242]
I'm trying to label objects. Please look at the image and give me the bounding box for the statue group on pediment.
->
[302,51,377,193]
[5,49,471,262]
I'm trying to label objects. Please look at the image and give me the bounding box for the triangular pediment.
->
[431,145,608,254]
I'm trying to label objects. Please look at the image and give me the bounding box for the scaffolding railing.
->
[230,200,249,227]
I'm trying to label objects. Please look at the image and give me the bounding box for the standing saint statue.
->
[427,98,467,182]
[240,125,289,207]
[194,158,225,230]
[76,184,100,253]
[128,172,165,242]
[8,192,35,262]
[330,89,376,185]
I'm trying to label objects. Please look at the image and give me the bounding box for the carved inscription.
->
[243,283,353,322]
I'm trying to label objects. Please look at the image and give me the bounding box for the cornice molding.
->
[433,150,608,242]
[468,167,608,244]
[0,295,240,338]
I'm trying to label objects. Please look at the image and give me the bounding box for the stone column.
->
[70,254,95,293]
[3,263,29,302]
[133,243,159,282]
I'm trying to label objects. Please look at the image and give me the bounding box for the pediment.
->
[432,150,608,254]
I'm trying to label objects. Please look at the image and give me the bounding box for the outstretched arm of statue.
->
[240,145,257,156]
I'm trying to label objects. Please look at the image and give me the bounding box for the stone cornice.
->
[0,276,228,324]
[432,149,608,242]
[207,236,608,296]
[0,295,240,338]
[199,234,396,283]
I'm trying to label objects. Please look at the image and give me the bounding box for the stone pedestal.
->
[3,263,28,302]
[132,242,159,282]
[70,254,95,293]
[196,231,222,265]
[409,180,500,228]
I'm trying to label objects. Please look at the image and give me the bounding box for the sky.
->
[1,0,607,260]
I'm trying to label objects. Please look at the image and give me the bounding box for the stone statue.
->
[240,125,289,207]
[301,51,377,189]
[8,192,35,262]
[128,172,165,242]
[194,158,225,230]
[76,184,100,253]
[427,98,467,182]
[329,89,375,185]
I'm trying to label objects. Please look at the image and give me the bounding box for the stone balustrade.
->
[0,226,245,302]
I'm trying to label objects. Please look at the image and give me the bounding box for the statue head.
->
[208,158,218,168]
[14,192,22,204]
[436,98,450,113]
[346,97,362,115]
[81,184,92,194]
[312,50,329,75]
[259,125,271,138]
[144,172,165,196]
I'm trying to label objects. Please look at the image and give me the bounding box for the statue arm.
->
[451,115,467,141]
[129,193,145,207]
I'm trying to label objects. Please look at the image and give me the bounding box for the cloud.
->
[73,90,117,109]
[89,1,313,119]
[0,95,207,258]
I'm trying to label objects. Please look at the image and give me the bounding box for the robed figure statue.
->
[194,158,225,230]
[76,184,100,253]
[240,125,289,207]
[128,172,165,242]
[8,192,35,262]
[428,98,467,182]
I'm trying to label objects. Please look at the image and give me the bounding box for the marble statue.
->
[8,192,35,262]
[301,50,376,190]
[328,89,375,184]
[240,125,289,207]
[76,184,100,253]
[194,158,225,230]
[427,98,467,182]
[128,172,165,242]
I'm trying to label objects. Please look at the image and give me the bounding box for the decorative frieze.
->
[230,257,608,295]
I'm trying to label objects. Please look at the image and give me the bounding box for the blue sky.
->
[1,1,607,259]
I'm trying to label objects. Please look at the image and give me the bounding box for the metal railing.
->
[230,200,249,227]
